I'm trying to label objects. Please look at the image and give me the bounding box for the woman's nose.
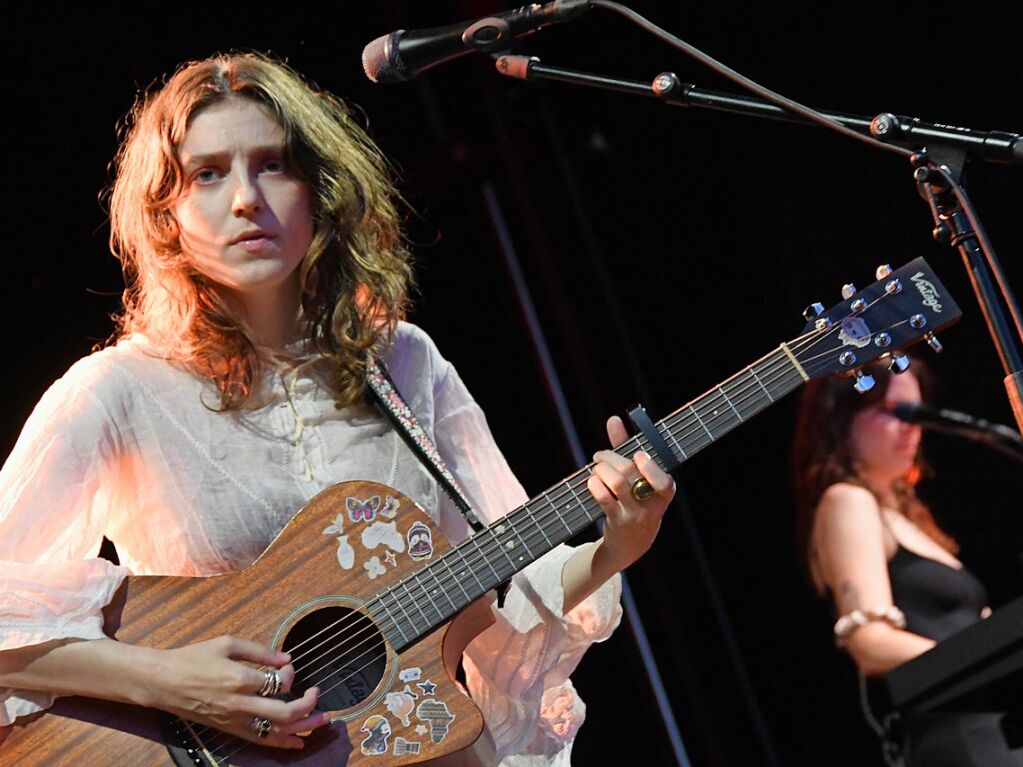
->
[232,173,264,216]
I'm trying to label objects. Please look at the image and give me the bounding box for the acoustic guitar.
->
[3,258,960,765]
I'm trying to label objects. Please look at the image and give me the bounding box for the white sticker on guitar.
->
[839,317,871,348]
[407,521,434,560]
[360,714,392,756]
[385,685,419,726]
[362,520,405,553]
[322,513,355,570]
[394,737,421,756]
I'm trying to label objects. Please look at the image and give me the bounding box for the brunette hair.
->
[108,51,412,408]
[791,359,957,592]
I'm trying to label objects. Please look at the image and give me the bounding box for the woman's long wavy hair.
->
[791,359,957,593]
[108,52,412,409]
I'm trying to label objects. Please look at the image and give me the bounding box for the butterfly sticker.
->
[347,495,380,524]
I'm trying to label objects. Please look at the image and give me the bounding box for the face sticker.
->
[322,513,355,570]
[347,496,381,523]
[416,679,436,696]
[362,520,406,553]
[407,521,434,561]
[399,667,422,683]
[393,737,421,756]
[384,685,419,727]
[416,699,455,744]
[838,316,872,348]
[360,714,392,756]
[381,495,400,518]
[364,556,386,579]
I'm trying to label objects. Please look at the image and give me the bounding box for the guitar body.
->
[3,481,488,766]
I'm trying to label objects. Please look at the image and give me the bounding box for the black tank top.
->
[887,545,988,641]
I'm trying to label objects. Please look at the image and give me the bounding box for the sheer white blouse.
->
[0,321,621,765]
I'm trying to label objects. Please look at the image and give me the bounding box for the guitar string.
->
[274,343,853,726]
[202,337,822,761]
[284,295,911,694]
[218,297,901,738]
[280,294,899,671]
[212,300,904,759]
[210,342,899,761]
[206,292,911,757]
[267,318,884,695]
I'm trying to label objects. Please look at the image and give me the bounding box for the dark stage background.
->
[5,2,1023,765]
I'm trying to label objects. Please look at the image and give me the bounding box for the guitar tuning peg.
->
[925,333,944,353]
[841,283,858,300]
[853,370,876,393]
[875,264,893,279]
[888,351,910,374]
[803,302,825,322]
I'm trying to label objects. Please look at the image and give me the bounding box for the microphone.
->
[362,1,592,84]
[892,402,1023,461]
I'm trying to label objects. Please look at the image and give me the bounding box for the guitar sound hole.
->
[284,606,387,711]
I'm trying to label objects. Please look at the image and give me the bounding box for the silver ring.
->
[258,668,282,698]
[630,477,655,501]
[252,717,273,738]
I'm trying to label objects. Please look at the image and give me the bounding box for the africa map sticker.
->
[407,521,434,560]
[416,699,455,744]
[362,520,405,553]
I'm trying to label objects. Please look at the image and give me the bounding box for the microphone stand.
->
[494,55,1023,433]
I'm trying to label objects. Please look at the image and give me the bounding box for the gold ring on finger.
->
[630,477,655,501]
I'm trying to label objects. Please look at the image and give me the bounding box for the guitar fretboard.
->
[369,345,807,650]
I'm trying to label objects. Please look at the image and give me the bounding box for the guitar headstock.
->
[791,257,961,389]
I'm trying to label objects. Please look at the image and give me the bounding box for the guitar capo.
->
[626,404,681,473]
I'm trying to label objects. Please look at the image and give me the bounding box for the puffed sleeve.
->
[0,359,131,725]
[430,354,623,763]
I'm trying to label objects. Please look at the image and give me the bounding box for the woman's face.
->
[173,97,314,309]
[847,370,923,488]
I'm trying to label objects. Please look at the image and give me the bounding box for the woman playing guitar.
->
[0,52,674,765]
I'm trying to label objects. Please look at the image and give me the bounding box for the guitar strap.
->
[365,355,486,534]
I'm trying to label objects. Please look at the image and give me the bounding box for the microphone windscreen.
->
[362,33,402,83]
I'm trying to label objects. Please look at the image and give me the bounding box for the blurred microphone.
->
[892,402,1023,461]
[362,1,591,83]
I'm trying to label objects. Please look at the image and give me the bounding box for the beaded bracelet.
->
[833,605,907,647]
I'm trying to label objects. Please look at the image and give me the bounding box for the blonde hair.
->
[108,51,412,408]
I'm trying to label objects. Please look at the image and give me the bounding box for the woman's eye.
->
[261,158,285,174]
[192,168,221,185]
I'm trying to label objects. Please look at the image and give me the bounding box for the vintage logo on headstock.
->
[911,272,943,313]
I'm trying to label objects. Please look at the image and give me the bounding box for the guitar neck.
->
[369,345,807,651]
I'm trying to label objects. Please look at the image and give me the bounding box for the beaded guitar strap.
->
[365,355,485,534]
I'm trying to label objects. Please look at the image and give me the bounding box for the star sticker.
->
[416,679,436,696]
[414,724,428,736]
[384,550,398,567]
